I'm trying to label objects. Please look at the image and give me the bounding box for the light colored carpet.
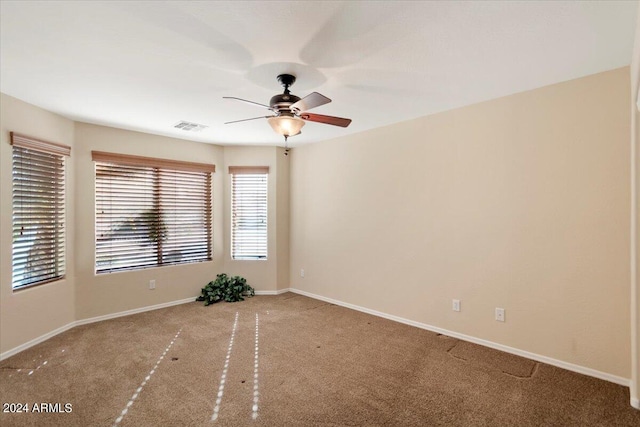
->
[1,293,638,426]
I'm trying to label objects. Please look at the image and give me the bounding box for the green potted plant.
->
[196,273,255,306]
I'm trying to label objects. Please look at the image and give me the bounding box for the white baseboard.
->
[288,288,631,387]
[255,288,289,295]
[632,397,639,410]
[75,297,195,326]
[1,322,76,361]
[1,297,196,361]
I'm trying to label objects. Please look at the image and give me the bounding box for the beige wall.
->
[289,67,631,378]
[0,94,76,354]
[73,123,226,320]
[222,146,290,292]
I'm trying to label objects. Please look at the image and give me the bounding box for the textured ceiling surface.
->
[0,1,637,146]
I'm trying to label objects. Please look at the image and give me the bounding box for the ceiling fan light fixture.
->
[267,115,305,137]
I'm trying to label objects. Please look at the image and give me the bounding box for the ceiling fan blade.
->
[224,116,273,125]
[223,97,271,109]
[290,92,331,112]
[300,113,351,128]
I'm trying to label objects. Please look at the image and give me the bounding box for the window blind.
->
[230,166,268,260]
[11,133,70,289]
[94,152,213,273]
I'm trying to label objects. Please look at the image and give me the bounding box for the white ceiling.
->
[0,1,637,147]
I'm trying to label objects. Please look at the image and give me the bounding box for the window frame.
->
[92,151,215,274]
[229,166,269,261]
[11,132,70,291]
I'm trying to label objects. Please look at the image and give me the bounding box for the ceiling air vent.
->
[174,121,208,132]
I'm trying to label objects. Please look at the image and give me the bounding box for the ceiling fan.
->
[224,74,352,144]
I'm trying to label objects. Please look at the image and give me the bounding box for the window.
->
[11,132,70,290]
[93,151,214,273]
[230,166,268,260]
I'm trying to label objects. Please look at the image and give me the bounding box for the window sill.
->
[12,276,66,292]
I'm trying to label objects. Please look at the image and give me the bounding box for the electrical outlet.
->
[300,269,305,278]
[149,279,156,290]
[452,299,461,312]
[495,307,505,322]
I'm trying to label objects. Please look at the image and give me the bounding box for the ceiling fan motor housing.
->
[271,74,301,114]
[270,93,301,114]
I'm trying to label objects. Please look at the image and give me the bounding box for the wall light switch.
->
[149,279,156,290]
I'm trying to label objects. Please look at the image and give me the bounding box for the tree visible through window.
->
[93,151,214,273]
[230,166,268,260]
[11,133,70,290]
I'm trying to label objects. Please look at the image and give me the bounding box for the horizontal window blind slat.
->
[13,156,65,167]
[12,151,66,164]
